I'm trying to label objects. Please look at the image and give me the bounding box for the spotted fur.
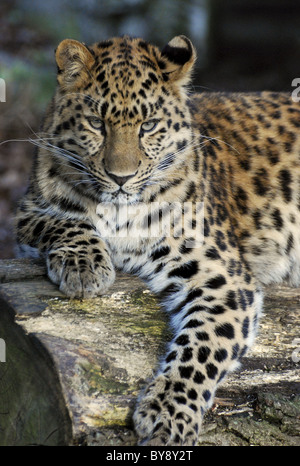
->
[16,35,300,445]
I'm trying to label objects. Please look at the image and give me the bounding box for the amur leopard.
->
[16,35,300,445]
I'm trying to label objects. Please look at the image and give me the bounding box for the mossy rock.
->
[0,259,299,446]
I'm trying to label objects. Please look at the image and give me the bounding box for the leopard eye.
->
[140,120,158,133]
[87,116,104,130]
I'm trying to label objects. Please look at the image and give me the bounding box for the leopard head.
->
[47,35,196,203]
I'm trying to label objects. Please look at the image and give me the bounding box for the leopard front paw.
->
[133,374,199,446]
[46,246,115,298]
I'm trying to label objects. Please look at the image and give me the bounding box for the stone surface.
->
[0,258,299,446]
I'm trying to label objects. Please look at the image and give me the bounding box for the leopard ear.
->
[160,35,196,87]
[55,39,95,91]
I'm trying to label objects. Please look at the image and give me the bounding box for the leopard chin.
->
[99,191,141,205]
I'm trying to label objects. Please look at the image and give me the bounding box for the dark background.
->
[1,0,300,259]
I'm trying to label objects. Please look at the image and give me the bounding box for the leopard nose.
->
[105,170,135,186]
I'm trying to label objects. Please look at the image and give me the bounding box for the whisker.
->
[28,138,89,170]
[154,138,204,173]
[199,133,240,155]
